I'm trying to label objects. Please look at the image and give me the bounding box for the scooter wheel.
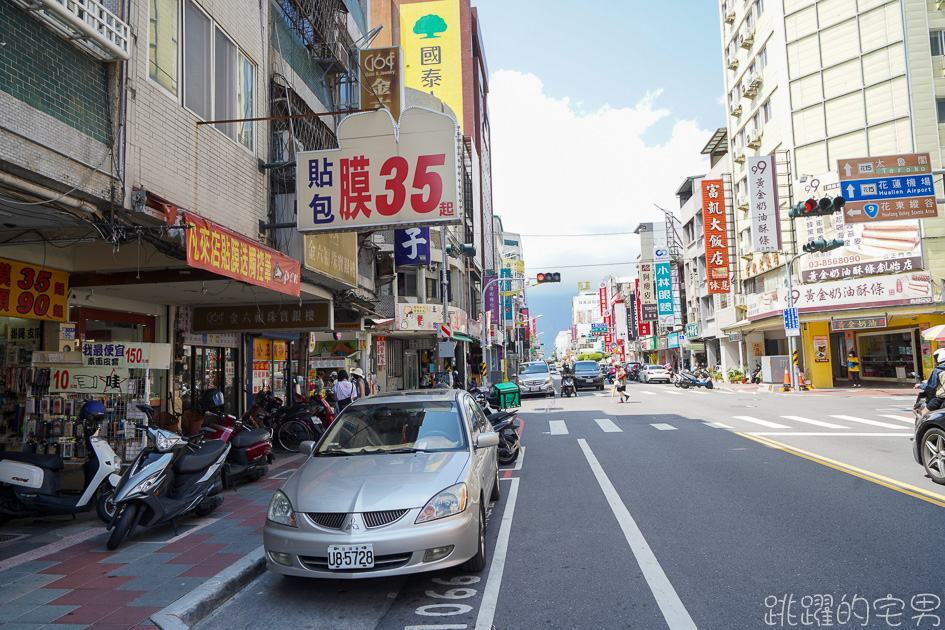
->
[107,504,137,550]
[96,487,117,524]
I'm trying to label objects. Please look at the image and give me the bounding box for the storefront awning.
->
[453,332,476,343]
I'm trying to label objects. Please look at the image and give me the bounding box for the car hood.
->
[574,370,601,377]
[285,451,471,513]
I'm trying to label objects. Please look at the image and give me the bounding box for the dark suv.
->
[573,360,604,391]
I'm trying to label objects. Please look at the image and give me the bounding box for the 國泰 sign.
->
[701,179,731,293]
[838,153,937,223]
[747,156,781,252]
[296,108,460,233]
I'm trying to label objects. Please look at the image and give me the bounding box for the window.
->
[757,46,767,70]
[762,98,773,123]
[397,271,418,297]
[153,0,254,152]
[426,277,438,300]
[937,98,945,123]
[149,0,178,95]
[931,31,945,57]
[752,112,761,132]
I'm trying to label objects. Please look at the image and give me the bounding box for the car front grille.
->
[306,509,409,530]
[299,553,412,573]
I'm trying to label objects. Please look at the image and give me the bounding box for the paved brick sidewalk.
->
[0,453,304,629]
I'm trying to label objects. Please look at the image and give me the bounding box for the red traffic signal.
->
[536,272,561,284]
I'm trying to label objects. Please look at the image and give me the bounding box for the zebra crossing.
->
[542,410,915,436]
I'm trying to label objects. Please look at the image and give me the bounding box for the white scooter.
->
[0,401,121,525]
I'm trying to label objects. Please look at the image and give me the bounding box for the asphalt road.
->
[195,381,945,630]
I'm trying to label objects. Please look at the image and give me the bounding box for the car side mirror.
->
[476,432,500,449]
[300,440,317,456]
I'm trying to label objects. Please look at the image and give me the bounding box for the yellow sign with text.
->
[0,258,69,322]
[400,0,464,132]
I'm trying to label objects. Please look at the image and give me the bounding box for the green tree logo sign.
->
[413,14,447,38]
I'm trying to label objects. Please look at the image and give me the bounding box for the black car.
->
[572,360,604,391]
[913,404,945,484]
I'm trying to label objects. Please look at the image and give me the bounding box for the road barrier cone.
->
[780,366,793,392]
[798,372,812,391]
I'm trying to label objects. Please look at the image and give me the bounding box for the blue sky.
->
[471,1,727,355]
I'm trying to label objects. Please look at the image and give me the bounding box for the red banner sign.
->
[701,179,731,293]
[636,279,651,337]
[185,213,301,297]
[375,336,387,367]
[599,283,607,316]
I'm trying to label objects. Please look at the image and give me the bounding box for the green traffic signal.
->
[802,238,845,253]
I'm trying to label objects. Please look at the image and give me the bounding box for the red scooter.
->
[199,389,273,487]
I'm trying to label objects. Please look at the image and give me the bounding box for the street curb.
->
[150,546,266,630]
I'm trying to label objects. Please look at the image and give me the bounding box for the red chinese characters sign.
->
[635,279,652,337]
[296,108,460,232]
[0,257,69,322]
[701,179,731,294]
[185,213,301,297]
[599,283,607,317]
[375,336,387,367]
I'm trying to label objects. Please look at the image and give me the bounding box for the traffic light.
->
[789,198,818,219]
[536,272,561,283]
[789,196,846,219]
[802,238,845,253]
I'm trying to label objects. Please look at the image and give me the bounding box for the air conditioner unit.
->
[739,27,754,49]
[743,73,762,98]
[734,150,746,164]
[725,10,736,24]
[747,129,762,148]
[734,294,747,308]
[730,101,742,117]
[727,55,739,70]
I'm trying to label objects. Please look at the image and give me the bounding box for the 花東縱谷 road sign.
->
[837,153,937,223]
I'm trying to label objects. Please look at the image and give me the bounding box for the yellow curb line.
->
[737,432,945,509]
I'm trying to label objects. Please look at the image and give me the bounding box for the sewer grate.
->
[0,534,27,543]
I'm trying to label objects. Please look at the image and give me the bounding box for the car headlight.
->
[544,377,553,385]
[417,483,467,523]
[267,490,298,527]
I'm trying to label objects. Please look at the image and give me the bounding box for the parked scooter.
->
[469,387,522,465]
[0,401,121,525]
[750,363,762,384]
[198,389,273,488]
[105,404,229,550]
[676,370,715,389]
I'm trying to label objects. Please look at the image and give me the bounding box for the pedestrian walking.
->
[332,369,357,412]
[350,367,368,398]
[615,365,629,403]
[847,351,861,388]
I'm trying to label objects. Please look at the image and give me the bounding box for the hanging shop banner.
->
[627,292,638,341]
[746,156,782,252]
[501,268,513,328]
[747,271,932,321]
[360,46,403,121]
[701,179,731,293]
[185,212,301,297]
[254,339,271,361]
[742,251,784,281]
[599,283,607,317]
[193,303,332,333]
[0,257,69,322]
[400,0,464,132]
[296,108,460,232]
[304,233,358,287]
[395,227,431,266]
[48,366,135,394]
[484,273,500,335]
[655,261,675,327]
[81,342,171,369]
[394,303,468,334]
[375,336,387,367]
[639,264,657,321]
[502,259,525,274]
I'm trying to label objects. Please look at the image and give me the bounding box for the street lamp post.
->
[480,273,528,384]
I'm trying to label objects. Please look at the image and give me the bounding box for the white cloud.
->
[489,70,711,276]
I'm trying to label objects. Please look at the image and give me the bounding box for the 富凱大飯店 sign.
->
[701,179,731,293]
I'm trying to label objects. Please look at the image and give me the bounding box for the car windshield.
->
[574,361,598,371]
[520,363,550,375]
[646,365,664,370]
[316,401,467,455]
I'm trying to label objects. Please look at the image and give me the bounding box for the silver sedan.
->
[263,389,500,579]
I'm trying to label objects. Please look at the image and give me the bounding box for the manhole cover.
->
[0,534,26,544]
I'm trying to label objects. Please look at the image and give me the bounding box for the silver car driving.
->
[263,389,500,579]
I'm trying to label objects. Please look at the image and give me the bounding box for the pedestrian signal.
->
[536,272,561,283]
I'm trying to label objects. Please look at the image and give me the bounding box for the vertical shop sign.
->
[395,227,431,265]
[599,283,607,317]
[375,336,387,367]
[639,264,657,321]
[747,156,782,252]
[254,339,272,361]
[701,179,731,293]
[627,292,638,341]
[813,336,830,362]
[0,258,69,322]
[360,47,402,120]
[655,259,675,327]
[920,322,933,372]
[636,278,652,335]
[501,268,513,328]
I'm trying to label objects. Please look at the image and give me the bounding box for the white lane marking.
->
[660,390,683,396]
[703,421,732,429]
[714,390,735,394]
[638,391,657,396]
[687,391,709,396]
[829,415,905,429]
[780,415,848,429]
[732,415,790,429]
[475,477,520,630]
[595,418,623,433]
[651,423,677,431]
[548,420,569,435]
[749,432,913,437]
[877,414,915,424]
[514,445,525,471]
[577,440,697,630]
[407,626,466,629]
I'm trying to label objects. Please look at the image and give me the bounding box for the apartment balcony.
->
[11,0,130,61]
[724,9,736,24]
[746,128,762,149]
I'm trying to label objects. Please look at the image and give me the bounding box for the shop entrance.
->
[830,332,847,381]
[181,346,239,413]
[857,329,917,382]
[405,352,418,389]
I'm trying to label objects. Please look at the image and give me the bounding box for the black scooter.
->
[560,372,577,397]
[470,387,521,465]
[105,404,229,550]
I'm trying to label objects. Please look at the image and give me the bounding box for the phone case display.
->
[0,333,38,450]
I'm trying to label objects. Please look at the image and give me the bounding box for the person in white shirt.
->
[332,369,357,411]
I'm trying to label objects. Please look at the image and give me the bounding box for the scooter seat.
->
[0,450,64,471]
[173,440,227,474]
[231,428,269,449]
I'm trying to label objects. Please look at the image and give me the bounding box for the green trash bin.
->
[492,382,520,409]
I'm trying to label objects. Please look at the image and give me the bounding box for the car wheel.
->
[921,428,945,485]
[490,467,501,502]
[461,504,487,572]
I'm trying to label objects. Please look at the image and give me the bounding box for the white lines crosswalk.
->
[651,423,677,431]
[877,414,914,424]
[732,415,790,429]
[780,415,847,429]
[595,418,623,433]
[828,415,904,430]
[548,420,569,435]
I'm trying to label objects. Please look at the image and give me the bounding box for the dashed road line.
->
[548,420,569,435]
[877,414,914,424]
[703,421,732,429]
[651,423,677,431]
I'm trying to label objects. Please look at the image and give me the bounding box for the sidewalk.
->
[715,381,918,396]
[0,452,305,630]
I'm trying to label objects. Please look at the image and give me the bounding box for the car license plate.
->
[327,544,374,569]
[529,386,540,391]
